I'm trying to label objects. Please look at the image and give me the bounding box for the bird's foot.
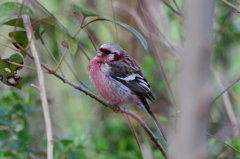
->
[112,105,120,113]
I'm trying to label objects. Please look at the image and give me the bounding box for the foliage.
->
[0,0,240,158]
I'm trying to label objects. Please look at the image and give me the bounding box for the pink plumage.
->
[88,42,167,141]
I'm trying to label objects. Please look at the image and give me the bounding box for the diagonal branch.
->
[220,0,240,13]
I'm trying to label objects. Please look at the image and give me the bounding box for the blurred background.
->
[0,0,240,158]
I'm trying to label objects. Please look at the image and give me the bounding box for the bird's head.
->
[96,42,126,62]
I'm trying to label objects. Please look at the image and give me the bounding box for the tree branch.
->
[220,0,240,13]
[17,0,53,158]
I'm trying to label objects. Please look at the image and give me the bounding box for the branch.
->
[220,0,240,13]
[18,0,53,158]
[137,0,178,117]
[123,113,144,159]
[207,132,240,154]
[161,0,183,16]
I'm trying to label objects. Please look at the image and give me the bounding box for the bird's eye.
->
[105,50,111,54]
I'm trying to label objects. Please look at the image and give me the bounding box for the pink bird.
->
[88,42,166,141]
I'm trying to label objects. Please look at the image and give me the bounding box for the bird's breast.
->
[89,63,138,106]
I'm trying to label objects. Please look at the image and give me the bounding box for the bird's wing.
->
[107,61,155,101]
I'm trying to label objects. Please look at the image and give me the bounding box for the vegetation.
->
[0,0,240,158]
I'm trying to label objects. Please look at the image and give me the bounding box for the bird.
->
[88,42,167,141]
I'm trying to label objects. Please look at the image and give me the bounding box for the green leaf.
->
[40,17,78,56]
[1,18,41,33]
[0,2,34,18]
[86,18,148,53]
[0,119,13,126]
[8,31,28,49]
[0,54,24,89]
[73,5,99,17]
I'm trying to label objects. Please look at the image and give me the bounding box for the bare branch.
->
[110,0,119,43]
[123,113,144,159]
[220,0,240,13]
[18,0,53,158]
[207,132,240,154]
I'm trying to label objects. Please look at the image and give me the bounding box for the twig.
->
[137,0,178,113]
[54,48,68,72]
[220,0,240,13]
[0,42,20,52]
[36,31,65,76]
[31,83,40,90]
[6,61,37,71]
[210,76,240,105]
[161,0,183,16]
[207,132,240,153]
[123,113,144,159]
[77,42,91,60]
[110,0,119,44]
[12,2,24,39]
[212,69,239,138]
[18,0,53,158]
[74,12,97,51]
[74,16,85,38]
[60,52,87,88]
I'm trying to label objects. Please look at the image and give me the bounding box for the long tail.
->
[140,97,167,142]
[147,109,167,141]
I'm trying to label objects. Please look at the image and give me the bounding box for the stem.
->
[74,16,85,38]
[18,0,53,158]
[54,48,68,72]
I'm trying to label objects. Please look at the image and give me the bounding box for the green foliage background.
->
[0,0,240,158]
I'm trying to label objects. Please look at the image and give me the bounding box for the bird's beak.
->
[96,50,102,57]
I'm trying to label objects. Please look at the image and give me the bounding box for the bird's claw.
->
[112,106,120,113]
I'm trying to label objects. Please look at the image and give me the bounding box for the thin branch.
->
[43,44,65,76]
[54,48,68,72]
[137,1,178,112]
[12,2,24,39]
[18,0,53,158]
[0,42,20,52]
[60,52,87,88]
[212,69,239,138]
[123,113,144,159]
[74,12,97,51]
[161,0,183,16]
[74,16,85,38]
[6,61,37,71]
[210,75,240,105]
[77,42,91,60]
[207,132,240,153]
[110,0,119,44]
[220,0,240,13]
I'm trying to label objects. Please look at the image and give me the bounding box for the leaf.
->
[9,31,40,45]
[40,17,78,56]
[0,54,24,89]
[73,5,99,17]
[1,18,41,33]
[0,2,34,18]
[87,18,148,53]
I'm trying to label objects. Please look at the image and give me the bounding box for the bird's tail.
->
[147,109,167,142]
[140,97,167,142]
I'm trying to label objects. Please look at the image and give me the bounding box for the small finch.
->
[88,42,166,141]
